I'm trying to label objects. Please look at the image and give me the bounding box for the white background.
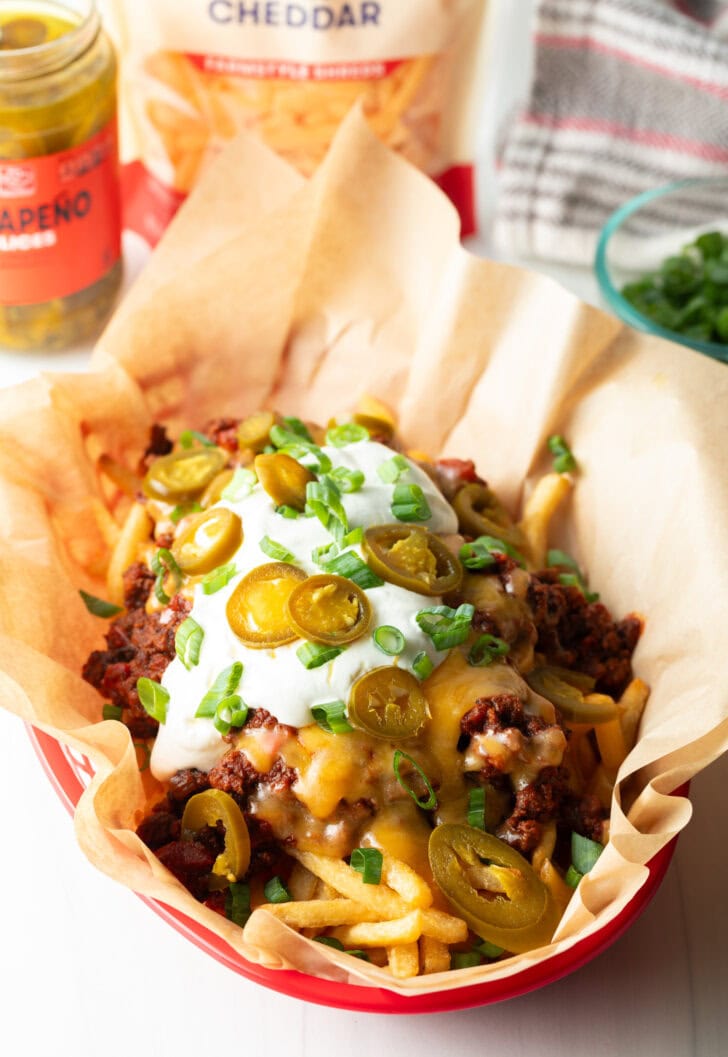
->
[1,2,727,1054]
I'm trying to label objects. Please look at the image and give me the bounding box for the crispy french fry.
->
[262,899,373,928]
[518,471,573,568]
[619,678,649,752]
[380,853,433,909]
[595,715,628,773]
[531,821,557,875]
[419,935,451,975]
[290,849,406,918]
[420,908,469,945]
[331,910,424,948]
[106,502,152,605]
[387,942,420,979]
[538,859,574,916]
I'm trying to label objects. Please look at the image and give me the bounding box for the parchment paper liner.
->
[2,111,728,995]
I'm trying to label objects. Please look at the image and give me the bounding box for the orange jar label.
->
[0,120,121,306]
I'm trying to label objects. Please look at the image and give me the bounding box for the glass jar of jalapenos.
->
[0,0,122,350]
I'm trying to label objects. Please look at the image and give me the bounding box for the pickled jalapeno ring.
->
[428,824,559,954]
[286,574,371,646]
[452,483,527,552]
[200,469,235,509]
[348,667,429,740]
[143,448,227,502]
[362,524,462,596]
[181,789,251,881]
[237,410,277,452]
[227,562,306,648]
[254,452,315,511]
[171,508,243,575]
[526,667,618,724]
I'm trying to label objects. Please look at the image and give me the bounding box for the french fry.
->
[518,471,573,568]
[331,910,424,948]
[619,678,649,752]
[419,935,451,975]
[290,849,406,918]
[531,821,557,875]
[538,859,574,916]
[380,852,433,909]
[420,908,469,945]
[106,502,152,604]
[595,715,628,773]
[263,899,373,929]
[387,942,420,979]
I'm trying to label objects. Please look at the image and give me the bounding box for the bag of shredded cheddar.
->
[105,0,489,242]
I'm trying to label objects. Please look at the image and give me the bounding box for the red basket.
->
[28,724,681,1014]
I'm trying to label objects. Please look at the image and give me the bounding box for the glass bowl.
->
[595,177,728,364]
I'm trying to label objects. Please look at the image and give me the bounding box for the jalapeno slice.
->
[428,824,560,954]
[526,667,618,724]
[254,452,315,511]
[348,667,429,740]
[286,574,371,645]
[362,525,462,596]
[237,410,276,452]
[181,789,251,881]
[143,448,227,502]
[452,483,527,552]
[227,562,306,648]
[172,508,243,575]
[200,469,235,508]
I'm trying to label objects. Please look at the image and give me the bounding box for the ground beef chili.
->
[528,570,642,697]
[82,569,190,739]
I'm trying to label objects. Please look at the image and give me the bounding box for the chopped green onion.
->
[377,454,409,483]
[459,534,526,570]
[311,700,353,734]
[467,634,510,667]
[571,832,604,875]
[133,740,151,772]
[373,625,406,656]
[221,467,257,501]
[136,677,169,724]
[392,749,437,810]
[305,476,349,542]
[263,876,291,904]
[202,562,237,595]
[467,787,486,830]
[79,590,123,618]
[179,429,215,449]
[391,482,431,523]
[350,847,383,885]
[312,541,339,567]
[213,695,247,736]
[324,550,383,589]
[195,662,244,718]
[326,422,369,447]
[296,642,344,670]
[330,465,365,493]
[412,651,434,680]
[558,572,600,603]
[170,501,202,525]
[271,425,331,473]
[474,939,504,959]
[225,881,251,926]
[416,603,474,651]
[452,951,482,970]
[151,547,182,605]
[548,434,577,474]
[102,703,123,721]
[175,617,204,670]
[259,536,295,562]
[342,526,364,547]
[547,549,600,602]
[565,865,583,888]
[281,416,313,442]
[276,504,300,519]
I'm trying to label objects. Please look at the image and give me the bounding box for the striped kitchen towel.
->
[494,0,728,265]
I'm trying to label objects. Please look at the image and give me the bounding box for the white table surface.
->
[1,3,726,1054]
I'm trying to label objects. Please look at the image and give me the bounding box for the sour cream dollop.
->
[151,439,458,780]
